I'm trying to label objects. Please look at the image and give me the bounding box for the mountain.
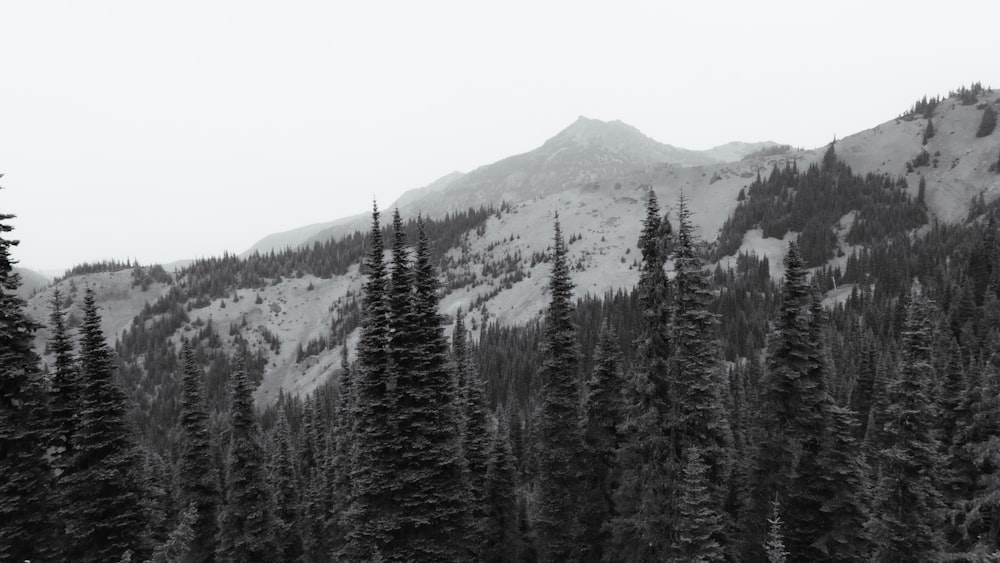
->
[13,266,49,299]
[23,88,1000,405]
[245,117,778,254]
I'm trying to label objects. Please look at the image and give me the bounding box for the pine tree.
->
[949,358,1000,552]
[0,199,55,563]
[609,191,674,561]
[216,355,276,562]
[578,321,624,561]
[869,282,946,561]
[388,207,418,395]
[864,353,894,463]
[318,350,353,559]
[535,215,586,562]
[850,329,877,437]
[457,309,490,555]
[814,406,871,561]
[47,287,80,464]
[764,500,789,563]
[784,284,836,561]
[483,410,520,563]
[923,118,935,144]
[343,201,399,561]
[61,288,149,562]
[177,344,219,563]
[141,448,173,552]
[673,446,726,562]
[270,410,304,562]
[670,197,732,554]
[747,241,814,558]
[391,215,470,561]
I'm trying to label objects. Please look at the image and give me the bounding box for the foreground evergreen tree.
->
[784,286,836,561]
[535,215,586,562]
[747,241,814,559]
[392,216,470,561]
[343,202,399,561]
[216,357,276,562]
[869,282,946,561]
[609,191,674,561]
[62,288,149,562]
[670,197,732,555]
[0,201,55,563]
[177,344,219,563]
[578,321,624,561]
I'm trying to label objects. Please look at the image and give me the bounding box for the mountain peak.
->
[549,116,646,147]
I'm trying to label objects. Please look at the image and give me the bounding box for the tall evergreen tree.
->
[457,309,490,555]
[270,410,304,562]
[483,410,520,563]
[747,241,815,559]
[609,191,674,561]
[0,199,55,563]
[47,288,80,463]
[177,344,220,563]
[388,207,418,394]
[343,201,399,561]
[61,288,149,562]
[670,197,732,553]
[391,216,469,561]
[784,284,837,561]
[849,330,877,437]
[535,215,586,562]
[318,349,353,559]
[578,321,624,562]
[869,282,946,561]
[216,356,276,562]
[814,406,871,561]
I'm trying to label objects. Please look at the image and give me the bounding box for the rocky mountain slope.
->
[24,87,1000,402]
[246,117,777,255]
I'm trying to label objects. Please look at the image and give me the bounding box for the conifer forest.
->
[9,138,1000,563]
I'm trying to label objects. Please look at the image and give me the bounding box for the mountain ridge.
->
[23,87,1000,403]
[245,116,778,255]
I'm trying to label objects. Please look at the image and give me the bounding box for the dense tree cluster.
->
[978,104,997,138]
[714,143,927,267]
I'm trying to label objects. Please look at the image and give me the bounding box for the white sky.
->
[1,0,998,273]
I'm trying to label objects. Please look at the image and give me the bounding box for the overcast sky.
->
[1,1,998,273]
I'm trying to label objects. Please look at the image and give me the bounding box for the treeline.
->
[177,204,496,298]
[56,258,137,281]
